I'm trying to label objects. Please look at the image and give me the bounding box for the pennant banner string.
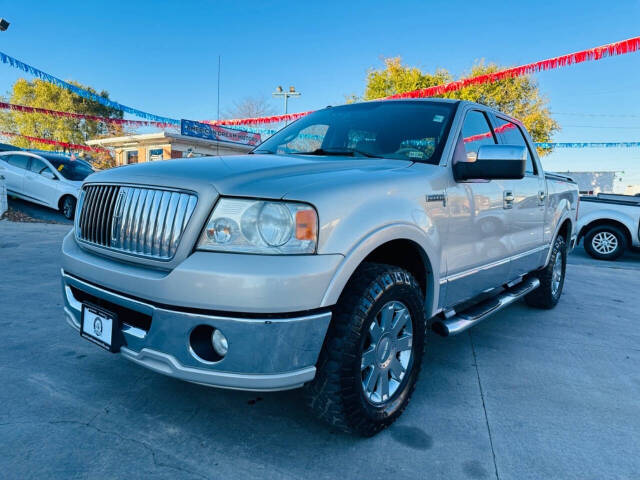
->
[207,35,640,126]
[0,131,110,153]
[0,102,178,129]
[0,51,179,125]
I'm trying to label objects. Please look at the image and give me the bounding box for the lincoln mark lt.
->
[61,99,579,435]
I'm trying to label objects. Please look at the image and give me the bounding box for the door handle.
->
[538,190,546,203]
[503,190,514,209]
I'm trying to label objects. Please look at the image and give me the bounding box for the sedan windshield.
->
[254,101,457,164]
[46,155,94,181]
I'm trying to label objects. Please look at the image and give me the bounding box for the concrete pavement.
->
[1,221,638,479]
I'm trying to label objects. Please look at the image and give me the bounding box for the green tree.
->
[0,78,125,152]
[363,58,559,155]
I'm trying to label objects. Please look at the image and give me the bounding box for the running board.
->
[432,277,541,337]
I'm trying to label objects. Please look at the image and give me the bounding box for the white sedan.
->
[0,150,94,219]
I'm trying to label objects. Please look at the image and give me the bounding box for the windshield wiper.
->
[249,149,274,154]
[296,148,382,158]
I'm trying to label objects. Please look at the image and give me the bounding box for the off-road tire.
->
[584,225,627,261]
[305,263,426,436]
[60,195,76,220]
[525,235,566,309]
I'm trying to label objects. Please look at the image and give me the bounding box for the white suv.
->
[0,151,93,219]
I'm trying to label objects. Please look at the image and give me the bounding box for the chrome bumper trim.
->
[119,347,316,392]
[62,269,329,391]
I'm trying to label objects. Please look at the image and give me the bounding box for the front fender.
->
[320,222,442,317]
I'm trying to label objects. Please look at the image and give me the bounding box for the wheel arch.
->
[543,215,573,267]
[321,224,440,318]
[579,217,632,246]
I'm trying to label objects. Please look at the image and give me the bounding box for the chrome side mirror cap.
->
[454,144,527,181]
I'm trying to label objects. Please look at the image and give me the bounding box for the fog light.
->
[211,329,228,356]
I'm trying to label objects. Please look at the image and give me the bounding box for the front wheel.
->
[60,196,76,220]
[305,263,426,436]
[525,235,566,309]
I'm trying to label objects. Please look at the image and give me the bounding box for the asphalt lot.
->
[1,220,639,480]
[6,197,72,224]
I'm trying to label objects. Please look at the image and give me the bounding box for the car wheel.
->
[584,225,626,261]
[305,263,426,436]
[60,196,76,220]
[525,235,567,309]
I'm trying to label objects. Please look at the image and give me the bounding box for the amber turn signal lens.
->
[295,209,317,241]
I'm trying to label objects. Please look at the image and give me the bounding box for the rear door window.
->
[494,117,537,175]
[6,155,30,170]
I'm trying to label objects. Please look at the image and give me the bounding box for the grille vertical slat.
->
[137,190,153,254]
[76,185,197,260]
[153,191,171,257]
[88,186,103,243]
[123,189,141,252]
[80,186,94,240]
[145,191,162,255]
[103,186,120,245]
[160,192,180,258]
[96,186,113,245]
[78,188,93,238]
[170,194,189,257]
[118,187,135,249]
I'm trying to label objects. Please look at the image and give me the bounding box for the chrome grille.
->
[76,185,197,260]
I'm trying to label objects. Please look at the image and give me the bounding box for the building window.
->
[149,148,164,161]
[126,150,138,164]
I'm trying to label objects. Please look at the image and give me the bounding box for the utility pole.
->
[273,86,301,115]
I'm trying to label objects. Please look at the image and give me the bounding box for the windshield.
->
[254,101,457,164]
[46,156,94,181]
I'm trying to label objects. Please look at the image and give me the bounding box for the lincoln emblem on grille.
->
[110,189,128,243]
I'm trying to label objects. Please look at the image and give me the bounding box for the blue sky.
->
[1,0,640,187]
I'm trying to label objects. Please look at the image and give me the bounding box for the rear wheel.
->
[60,195,76,220]
[584,225,626,261]
[525,235,566,309]
[305,263,426,436]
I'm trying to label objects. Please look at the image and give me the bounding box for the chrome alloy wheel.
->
[361,301,413,404]
[591,231,618,255]
[551,251,563,297]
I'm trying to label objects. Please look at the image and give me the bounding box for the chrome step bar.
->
[432,277,541,337]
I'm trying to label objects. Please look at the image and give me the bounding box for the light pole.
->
[273,85,301,115]
[0,18,10,31]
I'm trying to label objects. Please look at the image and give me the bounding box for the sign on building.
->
[181,119,261,147]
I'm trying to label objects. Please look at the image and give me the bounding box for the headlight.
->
[197,198,318,254]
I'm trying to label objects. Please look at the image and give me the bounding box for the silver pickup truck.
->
[61,99,578,435]
[577,193,640,260]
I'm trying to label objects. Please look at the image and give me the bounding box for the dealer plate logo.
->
[93,317,103,337]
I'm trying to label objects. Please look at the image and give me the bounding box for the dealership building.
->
[86,131,253,166]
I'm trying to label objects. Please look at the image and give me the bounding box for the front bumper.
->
[62,271,331,391]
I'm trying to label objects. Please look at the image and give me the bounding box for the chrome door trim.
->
[444,244,548,284]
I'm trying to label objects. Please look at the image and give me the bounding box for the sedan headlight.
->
[197,198,318,254]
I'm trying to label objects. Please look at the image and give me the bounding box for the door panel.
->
[443,110,511,307]
[445,181,511,306]
[493,117,545,276]
[24,158,60,207]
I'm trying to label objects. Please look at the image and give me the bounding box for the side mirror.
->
[453,144,526,181]
[41,169,57,180]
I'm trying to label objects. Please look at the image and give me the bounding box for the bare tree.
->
[223,96,276,120]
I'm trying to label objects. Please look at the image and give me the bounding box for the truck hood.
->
[84,154,413,199]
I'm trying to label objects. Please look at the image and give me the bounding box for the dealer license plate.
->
[81,304,118,352]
